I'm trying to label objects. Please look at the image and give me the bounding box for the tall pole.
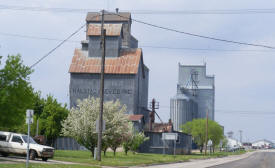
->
[149,99,156,131]
[239,130,243,145]
[36,119,39,136]
[97,9,105,161]
[26,116,30,168]
[205,109,208,155]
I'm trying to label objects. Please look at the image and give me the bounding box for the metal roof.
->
[86,12,131,22]
[128,114,144,121]
[151,123,173,133]
[87,24,122,36]
[69,48,143,74]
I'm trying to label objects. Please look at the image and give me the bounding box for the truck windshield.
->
[22,136,37,144]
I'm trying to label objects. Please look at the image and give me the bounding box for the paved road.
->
[209,150,275,168]
[2,150,275,168]
[134,150,262,168]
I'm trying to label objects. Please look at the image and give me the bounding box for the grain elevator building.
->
[69,12,149,122]
[171,63,215,131]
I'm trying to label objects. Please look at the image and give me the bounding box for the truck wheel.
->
[1,152,8,157]
[29,150,37,160]
[42,157,48,161]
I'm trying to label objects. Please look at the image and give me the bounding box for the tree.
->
[103,100,130,156]
[130,132,148,154]
[122,140,131,155]
[0,55,34,129]
[39,95,69,146]
[62,97,130,157]
[220,136,228,151]
[181,119,223,154]
[33,91,45,135]
[122,124,148,155]
[181,119,206,153]
[122,123,134,155]
[208,120,224,153]
[101,138,109,156]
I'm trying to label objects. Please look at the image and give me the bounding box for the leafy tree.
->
[62,97,130,157]
[33,91,45,120]
[181,119,206,153]
[122,124,148,155]
[101,138,109,156]
[130,132,148,154]
[0,55,34,129]
[27,91,45,136]
[39,95,69,146]
[181,119,223,153]
[221,136,228,150]
[208,120,224,153]
[122,141,131,155]
[122,123,134,155]
[103,100,130,156]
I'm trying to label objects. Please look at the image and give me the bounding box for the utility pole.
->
[97,9,106,161]
[149,99,156,131]
[239,130,243,145]
[26,109,33,168]
[205,109,208,155]
[36,119,39,136]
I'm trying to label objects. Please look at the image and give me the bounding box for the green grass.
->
[53,150,246,167]
[0,163,98,168]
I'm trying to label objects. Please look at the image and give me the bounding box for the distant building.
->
[252,139,274,148]
[69,12,149,122]
[227,138,242,148]
[227,131,234,138]
[170,63,215,131]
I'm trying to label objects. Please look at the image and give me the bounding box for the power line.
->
[2,9,275,51]
[109,12,275,50]
[2,5,275,15]
[216,109,275,113]
[0,4,99,13]
[216,110,275,115]
[3,11,275,68]
[30,23,86,68]
[2,32,274,53]
[140,45,275,53]
[160,106,275,114]
[29,13,100,68]
[0,32,79,43]
[216,112,275,115]
[130,9,275,15]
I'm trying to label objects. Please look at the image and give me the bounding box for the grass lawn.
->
[53,150,246,167]
[0,163,98,168]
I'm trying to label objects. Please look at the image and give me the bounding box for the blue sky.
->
[1,0,275,142]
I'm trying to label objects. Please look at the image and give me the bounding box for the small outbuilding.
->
[138,113,192,155]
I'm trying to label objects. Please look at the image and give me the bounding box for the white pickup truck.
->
[0,131,54,161]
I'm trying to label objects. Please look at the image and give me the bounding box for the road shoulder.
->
[133,151,258,168]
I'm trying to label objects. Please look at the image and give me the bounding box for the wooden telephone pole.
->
[97,9,106,161]
[149,99,156,131]
[205,109,208,155]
